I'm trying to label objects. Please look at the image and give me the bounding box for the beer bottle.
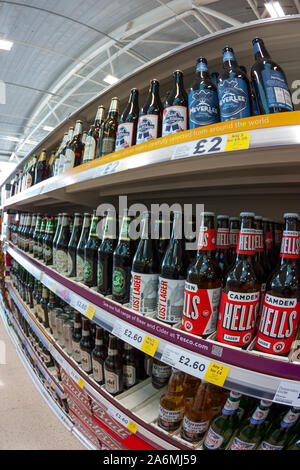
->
[255,213,300,356]
[16,213,24,249]
[251,37,294,115]
[151,358,172,389]
[115,89,139,151]
[215,215,231,282]
[130,211,160,315]
[210,72,219,86]
[52,213,62,269]
[63,120,84,171]
[26,273,34,310]
[35,281,43,322]
[158,369,185,432]
[104,334,123,395]
[32,279,39,317]
[136,79,163,144]
[92,326,107,385]
[185,215,197,268]
[43,217,55,266]
[97,209,117,295]
[57,127,74,175]
[48,150,56,177]
[218,46,252,122]
[112,210,135,304]
[23,213,32,253]
[53,133,68,176]
[203,391,242,450]
[80,318,93,374]
[156,214,172,268]
[182,212,222,337]
[35,149,50,184]
[56,213,70,275]
[188,57,219,129]
[40,285,50,328]
[28,213,37,255]
[123,343,138,389]
[274,221,283,259]
[253,215,269,328]
[76,213,91,282]
[163,70,188,136]
[263,217,277,270]
[84,212,101,287]
[97,97,120,157]
[258,406,300,450]
[229,400,272,450]
[285,420,300,450]
[72,311,82,364]
[67,213,82,277]
[182,374,202,410]
[37,217,47,260]
[181,381,214,443]
[157,211,187,324]
[83,106,105,163]
[28,155,37,187]
[217,212,261,348]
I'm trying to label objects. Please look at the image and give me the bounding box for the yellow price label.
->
[85,304,96,320]
[77,378,85,389]
[141,335,159,357]
[127,421,138,434]
[204,362,230,387]
[225,131,250,152]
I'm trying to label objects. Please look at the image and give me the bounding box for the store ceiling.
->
[0,0,299,173]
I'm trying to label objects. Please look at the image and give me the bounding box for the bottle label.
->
[182,283,222,335]
[182,416,210,435]
[72,341,81,363]
[218,78,251,121]
[92,358,104,383]
[162,105,188,136]
[281,409,300,428]
[217,291,260,346]
[280,231,300,259]
[216,228,230,249]
[255,294,300,355]
[197,227,215,251]
[67,253,75,277]
[105,370,120,394]
[250,405,270,424]
[63,149,75,171]
[123,365,136,387]
[158,405,184,423]
[101,137,116,156]
[115,122,135,150]
[265,231,273,251]
[97,261,104,288]
[112,267,126,297]
[83,136,96,162]
[223,394,241,415]
[152,363,171,379]
[76,255,84,281]
[261,69,293,111]
[204,426,224,449]
[44,245,52,263]
[258,441,283,450]
[81,350,92,373]
[84,258,94,283]
[255,229,264,252]
[236,229,257,254]
[56,250,68,274]
[157,277,185,324]
[130,272,159,315]
[229,437,256,450]
[188,89,219,128]
[136,114,159,144]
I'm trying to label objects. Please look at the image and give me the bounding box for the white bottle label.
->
[63,149,75,172]
[157,277,185,323]
[72,341,81,363]
[123,365,136,387]
[182,416,209,434]
[105,370,120,394]
[258,441,283,450]
[130,272,159,315]
[92,358,104,382]
[204,427,224,449]
[229,437,256,450]
[56,250,68,274]
[80,350,92,372]
[115,122,134,151]
[158,405,183,423]
[152,363,171,378]
[136,114,159,144]
[162,105,187,136]
[83,136,96,162]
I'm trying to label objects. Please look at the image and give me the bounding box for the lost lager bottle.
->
[84,212,101,287]
[97,209,117,295]
[56,213,70,275]
[104,334,123,395]
[67,213,82,277]
[83,106,105,163]
[136,79,163,144]
[76,213,91,282]
[115,89,139,151]
[258,406,300,450]
[163,70,188,136]
[158,369,185,433]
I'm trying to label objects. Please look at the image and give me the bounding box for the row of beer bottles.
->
[157,368,300,449]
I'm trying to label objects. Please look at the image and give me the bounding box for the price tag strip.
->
[273,381,300,407]
[112,320,159,357]
[107,406,138,434]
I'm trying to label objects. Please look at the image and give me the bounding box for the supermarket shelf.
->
[5,279,190,450]
[6,242,300,405]
[3,112,300,212]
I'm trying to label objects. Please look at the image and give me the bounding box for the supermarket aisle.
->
[0,315,85,450]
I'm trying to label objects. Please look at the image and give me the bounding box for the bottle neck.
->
[222,50,238,69]
[196,61,210,79]
[253,40,271,60]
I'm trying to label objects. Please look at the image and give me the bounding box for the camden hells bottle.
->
[217,212,261,348]
[255,213,300,356]
[215,215,231,282]
[182,212,222,337]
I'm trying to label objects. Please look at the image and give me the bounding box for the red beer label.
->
[230,229,239,249]
[254,229,264,253]
[280,231,300,259]
[197,227,215,251]
[182,282,221,336]
[216,228,230,249]
[255,294,300,355]
[217,291,260,347]
[265,231,273,250]
[236,229,256,255]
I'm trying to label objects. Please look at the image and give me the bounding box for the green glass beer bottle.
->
[258,406,300,450]
[67,213,82,278]
[83,212,101,287]
[97,209,117,295]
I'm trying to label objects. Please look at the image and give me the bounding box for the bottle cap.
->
[217,215,229,219]
[252,37,263,44]
[284,213,299,219]
[201,211,215,217]
[230,217,240,221]
[240,212,255,218]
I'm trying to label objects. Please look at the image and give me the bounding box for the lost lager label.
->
[157,277,185,324]
[130,272,159,315]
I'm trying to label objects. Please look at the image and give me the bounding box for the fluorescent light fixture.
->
[265,1,285,17]
[103,74,119,85]
[43,125,55,132]
[0,39,14,51]
[2,136,20,142]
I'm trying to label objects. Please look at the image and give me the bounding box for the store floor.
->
[0,315,85,450]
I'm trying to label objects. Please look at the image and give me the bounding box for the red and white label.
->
[280,231,300,259]
[157,277,185,324]
[236,229,256,255]
[182,282,221,336]
[265,231,273,251]
[230,229,239,249]
[162,105,188,137]
[254,229,264,252]
[217,291,260,346]
[216,228,230,249]
[255,294,300,355]
[197,227,215,251]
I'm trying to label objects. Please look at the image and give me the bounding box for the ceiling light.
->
[0,39,14,51]
[265,1,285,18]
[103,74,119,85]
[2,136,20,142]
[43,125,55,132]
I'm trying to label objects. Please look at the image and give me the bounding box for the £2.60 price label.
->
[112,321,146,350]
[161,345,211,379]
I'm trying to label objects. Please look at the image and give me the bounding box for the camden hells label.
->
[182,282,221,335]
[255,294,300,355]
[236,228,256,255]
[197,227,215,251]
[216,228,230,249]
[280,231,300,259]
[230,229,239,249]
[217,291,260,346]
[254,229,264,252]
